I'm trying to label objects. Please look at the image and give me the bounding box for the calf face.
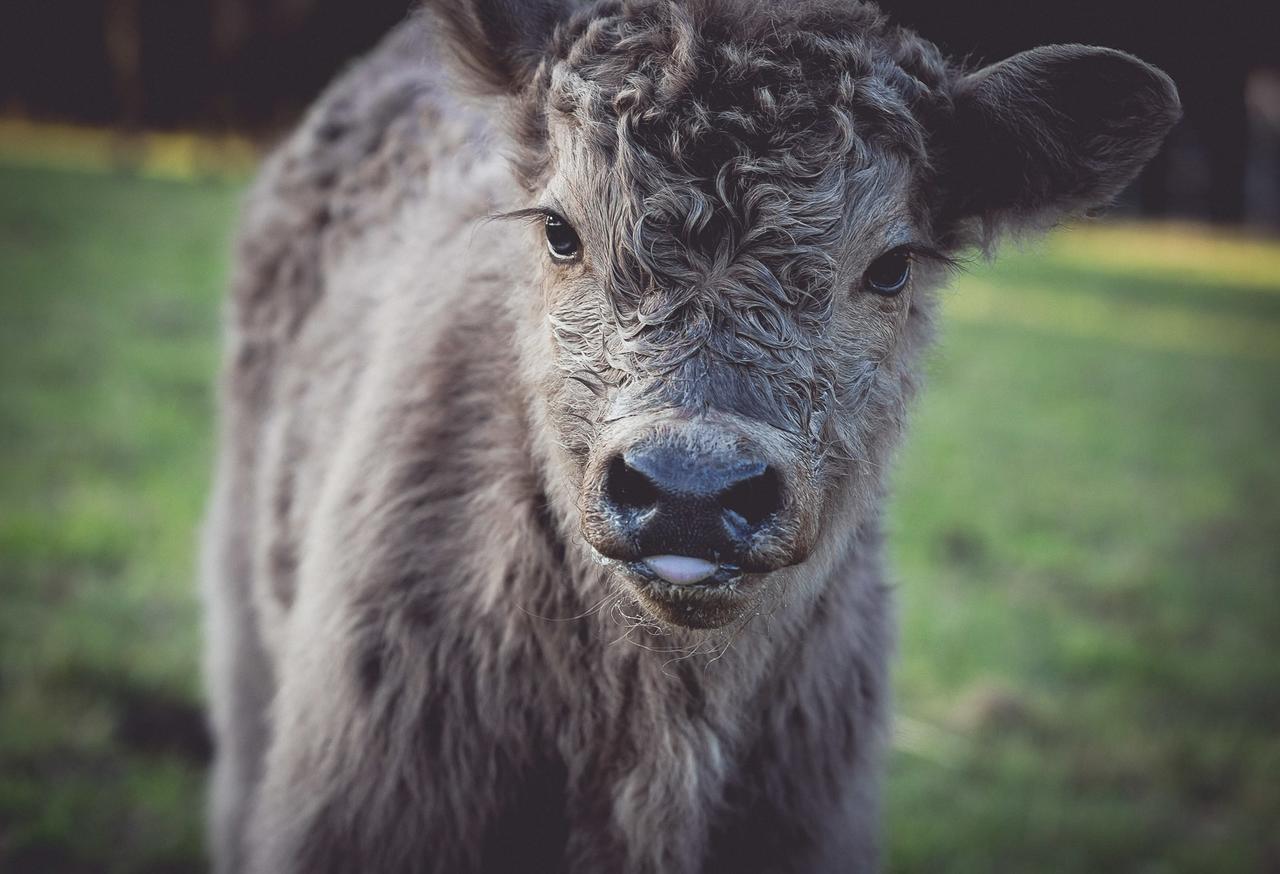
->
[431,0,1180,627]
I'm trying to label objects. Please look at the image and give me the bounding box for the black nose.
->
[600,440,785,563]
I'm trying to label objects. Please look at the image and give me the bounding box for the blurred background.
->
[0,1,1277,872]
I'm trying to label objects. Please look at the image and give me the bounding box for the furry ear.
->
[939,45,1182,238]
[425,0,574,94]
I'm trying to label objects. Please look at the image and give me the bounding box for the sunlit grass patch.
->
[1032,221,1280,292]
[944,276,1280,362]
[0,118,258,182]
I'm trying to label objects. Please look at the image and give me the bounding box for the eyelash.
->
[894,244,960,269]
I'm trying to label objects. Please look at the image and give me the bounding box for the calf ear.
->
[940,45,1182,239]
[425,0,574,95]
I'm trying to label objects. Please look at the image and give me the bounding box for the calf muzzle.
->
[580,423,805,584]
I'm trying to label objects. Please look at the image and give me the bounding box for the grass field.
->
[1,161,1277,873]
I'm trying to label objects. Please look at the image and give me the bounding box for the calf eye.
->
[864,247,911,295]
[544,215,581,262]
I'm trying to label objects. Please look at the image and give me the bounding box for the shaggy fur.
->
[201,2,1179,872]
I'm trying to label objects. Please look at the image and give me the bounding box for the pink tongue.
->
[643,555,717,585]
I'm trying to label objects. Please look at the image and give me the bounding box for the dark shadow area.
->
[1,0,1279,225]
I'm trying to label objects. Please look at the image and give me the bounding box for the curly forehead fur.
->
[510,0,955,450]
[523,0,953,181]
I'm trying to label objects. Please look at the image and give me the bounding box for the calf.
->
[201,1,1179,871]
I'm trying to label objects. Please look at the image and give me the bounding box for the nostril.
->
[721,467,783,529]
[604,455,659,511]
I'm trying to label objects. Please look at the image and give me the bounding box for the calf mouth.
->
[596,554,765,630]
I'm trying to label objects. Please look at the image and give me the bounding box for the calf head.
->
[429,0,1180,627]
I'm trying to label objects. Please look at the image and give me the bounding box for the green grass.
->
[1,162,1277,872]
[0,163,238,872]
[888,233,1280,872]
